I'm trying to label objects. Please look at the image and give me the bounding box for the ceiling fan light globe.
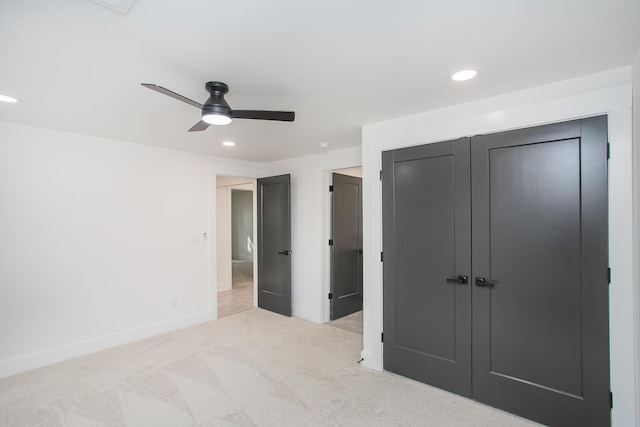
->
[202,113,232,125]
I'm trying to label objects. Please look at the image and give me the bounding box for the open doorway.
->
[216,175,256,318]
[327,167,363,335]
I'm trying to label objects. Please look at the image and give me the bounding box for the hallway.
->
[218,260,254,318]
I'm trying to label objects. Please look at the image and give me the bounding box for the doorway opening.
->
[326,167,363,335]
[216,175,256,318]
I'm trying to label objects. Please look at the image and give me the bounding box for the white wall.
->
[0,121,265,378]
[633,45,640,427]
[361,67,638,426]
[334,167,362,178]
[216,176,254,187]
[264,146,362,323]
[0,117,358,377]
[216,187,232,291]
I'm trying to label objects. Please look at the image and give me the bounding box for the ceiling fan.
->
[141,81,295,132]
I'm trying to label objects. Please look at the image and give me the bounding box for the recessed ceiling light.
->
[319,142,330,148]
[0,94,18,103]
[222,141,235,147]
[451,69,478,81]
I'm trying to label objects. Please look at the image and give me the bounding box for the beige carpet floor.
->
[0,308,541,426]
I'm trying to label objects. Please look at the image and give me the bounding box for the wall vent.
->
[88,0,137,15]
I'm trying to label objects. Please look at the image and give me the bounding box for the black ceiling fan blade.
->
[231,110,295,122]
[141,83,203,109]
[188,120,210,132]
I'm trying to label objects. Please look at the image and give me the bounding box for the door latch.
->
[278,250,292,256]
[446,275,468,285]
[475,277,496,288]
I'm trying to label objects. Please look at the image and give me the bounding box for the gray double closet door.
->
[382,116,610,426]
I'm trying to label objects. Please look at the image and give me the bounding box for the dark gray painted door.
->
[257,174,291,317]
[330,173,363,320]
[382,138,472,397]
[471,116,610,426]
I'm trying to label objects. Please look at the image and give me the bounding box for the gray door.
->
[471,117,610,426]
[330,173,363,320]
[382,116,609,426]
[257,174,291,317]
[382,138,472,397]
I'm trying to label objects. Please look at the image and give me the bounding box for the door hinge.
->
[607,142,610,160]
[329,185,334,192]
[328,292,333,300]
[608,267,611,284]
[329,239,334,246]
[610,391,613,409]
[381,332,384,342]
[379,170,383,181]
[380,252,384,262]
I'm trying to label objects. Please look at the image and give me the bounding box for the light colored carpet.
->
[0,309,541,426]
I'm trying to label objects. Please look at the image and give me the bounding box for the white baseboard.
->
[0,311,215,379]
[360,350,383,371]
[292,305,320,323]
[217,280,232,291]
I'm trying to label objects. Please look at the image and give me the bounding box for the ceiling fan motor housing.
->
[202,81,232,117]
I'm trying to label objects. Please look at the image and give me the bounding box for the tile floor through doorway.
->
[218,260,254,318]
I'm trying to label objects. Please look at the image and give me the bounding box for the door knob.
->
[475,277,496,288]
[278,250,291,255]
[446,275,468,285]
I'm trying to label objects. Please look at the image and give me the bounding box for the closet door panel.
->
[471,116,610,426]
[382,138,472,397]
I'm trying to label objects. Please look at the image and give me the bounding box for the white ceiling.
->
[1,0,639,162]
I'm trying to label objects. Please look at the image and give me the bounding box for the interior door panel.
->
[382,116,610,426]
[257,174,292,316]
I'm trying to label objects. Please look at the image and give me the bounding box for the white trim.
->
[210,169,221,312]
[323,170,333,323]
[292,305,317,322]
[0,311,214,379]
[362,70,637,426]
[630,46,640,427]
[608,106,637,427]
[253,180,258,308]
